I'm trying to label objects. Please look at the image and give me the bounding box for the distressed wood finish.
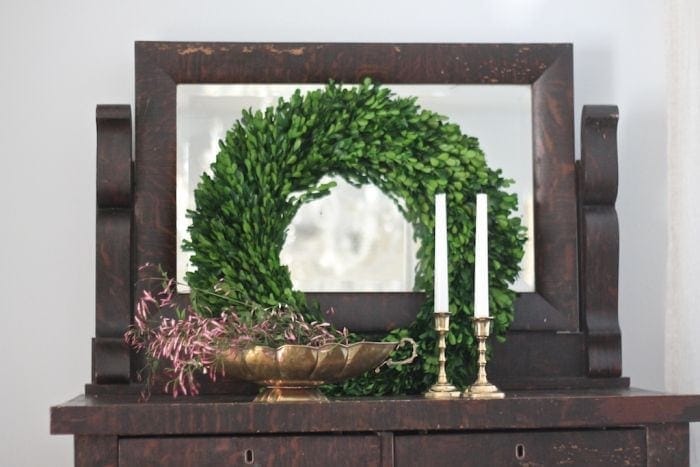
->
[646,424,690,466]
[52,390,700,465]
[378,432,394,467]
[51,389,700,436]
[94,105,132,384]
[120,435,382,467]
[97,105,132,207]
[394,430,645,466]
[578,105,622,377]
[50,42,700,466]
[134,42,577,334]
[91,337,130,386]
[527,44,578,331]
[75,435,117,467]
[308,292,424,332]
[131,42,583,389]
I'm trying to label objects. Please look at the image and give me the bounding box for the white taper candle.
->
[434,193,449,314]
[474,194,489,318]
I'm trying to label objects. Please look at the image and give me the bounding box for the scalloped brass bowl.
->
[222,339,416,402]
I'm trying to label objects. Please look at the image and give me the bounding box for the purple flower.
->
[124,264,352,399]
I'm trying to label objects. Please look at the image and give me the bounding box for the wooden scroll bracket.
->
[93,105,132,385]
[87,102,626,390]
[578,105,622,378]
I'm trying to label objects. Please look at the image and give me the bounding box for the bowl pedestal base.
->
[255,386,329,402]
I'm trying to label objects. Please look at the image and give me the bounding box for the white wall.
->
[0,1,672,465]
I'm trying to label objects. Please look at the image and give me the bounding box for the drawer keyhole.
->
[244,449,255,464]
[515,443,526,460]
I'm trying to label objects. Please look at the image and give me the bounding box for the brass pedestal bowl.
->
[223,338,416,402]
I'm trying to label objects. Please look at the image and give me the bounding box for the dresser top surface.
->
[51,388,700,436]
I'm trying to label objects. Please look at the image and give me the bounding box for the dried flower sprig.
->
[124,264,351,398]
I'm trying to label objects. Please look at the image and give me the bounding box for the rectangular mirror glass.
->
[177,84,534,293]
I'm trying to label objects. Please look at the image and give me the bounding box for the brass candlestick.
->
[464,317,504,399]
[425,312,461,399]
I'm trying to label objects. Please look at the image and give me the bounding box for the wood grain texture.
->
[131,42,581,391]
[51,390,700,436]
[75,435,117,467]
[580,106,619,205]
[490,331,585,381]
[134,43,577,331]
[92,337,130,384]
[96,210,131,337]
[646,424,690,467]
[394,430,645,466]
[308,292,424,332]
[95,105,132,385]
[97,105,131,208]
[85,377,258,397]
[529,45,578,331]
[56,42,698,467]
[578,105,621,377]
[378,432,394,467]
[119,435,382,467]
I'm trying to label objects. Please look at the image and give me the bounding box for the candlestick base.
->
[465,382,505,400]
[424,312,461,399]
[463,317,505,400]
[425,382,461,399]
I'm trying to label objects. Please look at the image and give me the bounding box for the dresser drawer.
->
[395,429,645,466]
[119,434,381,467]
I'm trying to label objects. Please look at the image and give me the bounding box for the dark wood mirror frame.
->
[92,42,624,392]
[54,42,700,467]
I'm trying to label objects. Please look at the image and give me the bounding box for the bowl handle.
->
[375,337,418,372]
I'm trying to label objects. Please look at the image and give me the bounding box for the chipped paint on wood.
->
[178,46,214,56]
[266,45,305,56]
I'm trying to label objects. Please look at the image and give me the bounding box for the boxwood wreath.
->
[184,79,526,396]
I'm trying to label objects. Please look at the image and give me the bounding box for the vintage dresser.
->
[51,42,700,466]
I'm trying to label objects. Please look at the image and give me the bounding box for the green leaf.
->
[184,79,526,397]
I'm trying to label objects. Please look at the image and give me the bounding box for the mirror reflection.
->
[177,84,534,293]
[280,176,418,292]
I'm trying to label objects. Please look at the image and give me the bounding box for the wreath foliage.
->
[184,79,526,395]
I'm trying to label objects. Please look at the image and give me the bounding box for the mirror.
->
[280,175,419,292]
[177,84,534,293]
